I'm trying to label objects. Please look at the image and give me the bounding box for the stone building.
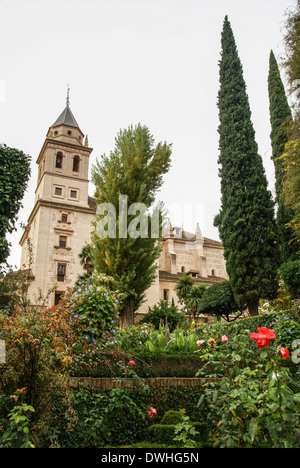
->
[20,103,227,316]
[20,104,95,306]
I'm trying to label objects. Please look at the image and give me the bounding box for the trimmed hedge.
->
[148,422,207,445]
[70,352,206,378]
[148,409,207,446]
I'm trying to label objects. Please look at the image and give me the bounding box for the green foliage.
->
[0,266,74,423]
[91,123,172,327]
[270,311,300,350]
[172,414,201,448]
[196,316,300,447]
[44,385,151,448]
[280,3,300,243]
[0,144,31,267]
[198,359,300,448]
[268,50,297,262]
[0,402,35,448]
[215,16,279,316]
[198,280,244,321]
[141,299,186,331]
[279,259,300,299]
[113,323,153,352]
[160,409,185,425]
[143,327,200,354]
[59,280,120,347]
[0,389,35,448]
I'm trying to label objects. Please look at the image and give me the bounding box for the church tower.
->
[20,101,96,306]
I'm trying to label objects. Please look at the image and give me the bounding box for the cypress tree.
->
[268,50,297,261]
[214,17,279,316]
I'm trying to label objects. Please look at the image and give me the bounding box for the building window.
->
[211,269,215,276]
[61,213,68,223]
[55,292,64,306]
[57,263,66,282]
[70,190,77,199]
[59,235,67,248]
[73,155,80,172]
[163,289,169,301]
[55,187,62,196]
[181,266,185,273]
[55,152,63,169]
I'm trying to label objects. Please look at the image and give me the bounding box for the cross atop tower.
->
[66,83,70,107]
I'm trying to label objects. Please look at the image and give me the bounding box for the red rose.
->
[148,406,157,418]
[278,346,289,359]
[249,327,276,348]
[128,360,135,366]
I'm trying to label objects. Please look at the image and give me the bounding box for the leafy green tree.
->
[197,280,244,322]
[268,50,297,261]
[214,17,279,316]
[91,123,172,327]
[0,144,31,267]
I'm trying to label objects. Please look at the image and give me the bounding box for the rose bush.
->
[197,325,300,448]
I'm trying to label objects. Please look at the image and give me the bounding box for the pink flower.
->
[128,360,136,366]
[148,407,157,419]
[196,340,205,346]
[249,327,276,349]
[221,335,228,342]
[277,346,289,359]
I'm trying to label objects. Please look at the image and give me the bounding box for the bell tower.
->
[20,100,96,306]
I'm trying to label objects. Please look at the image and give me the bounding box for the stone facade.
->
[136,222,227,319]
[20,105,227,315]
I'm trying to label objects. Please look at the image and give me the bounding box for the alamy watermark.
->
[95,195,205,241]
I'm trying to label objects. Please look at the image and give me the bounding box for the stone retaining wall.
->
[68,377,219,390]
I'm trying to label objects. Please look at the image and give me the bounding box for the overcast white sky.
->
[0,0,296,268]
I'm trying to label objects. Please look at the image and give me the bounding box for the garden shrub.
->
[148,409,207,446]
[148,423,180,445]
[58,281,120,347]
[197,325,300,448]
[0,304,74,423]
[279,260,300,299]
[140,299,187,331]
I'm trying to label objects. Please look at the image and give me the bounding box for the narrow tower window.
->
[56,152,63,169]
[73,156,80,172]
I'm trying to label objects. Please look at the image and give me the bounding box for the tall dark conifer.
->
[268,50,297,261]
[214,16,279,316]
